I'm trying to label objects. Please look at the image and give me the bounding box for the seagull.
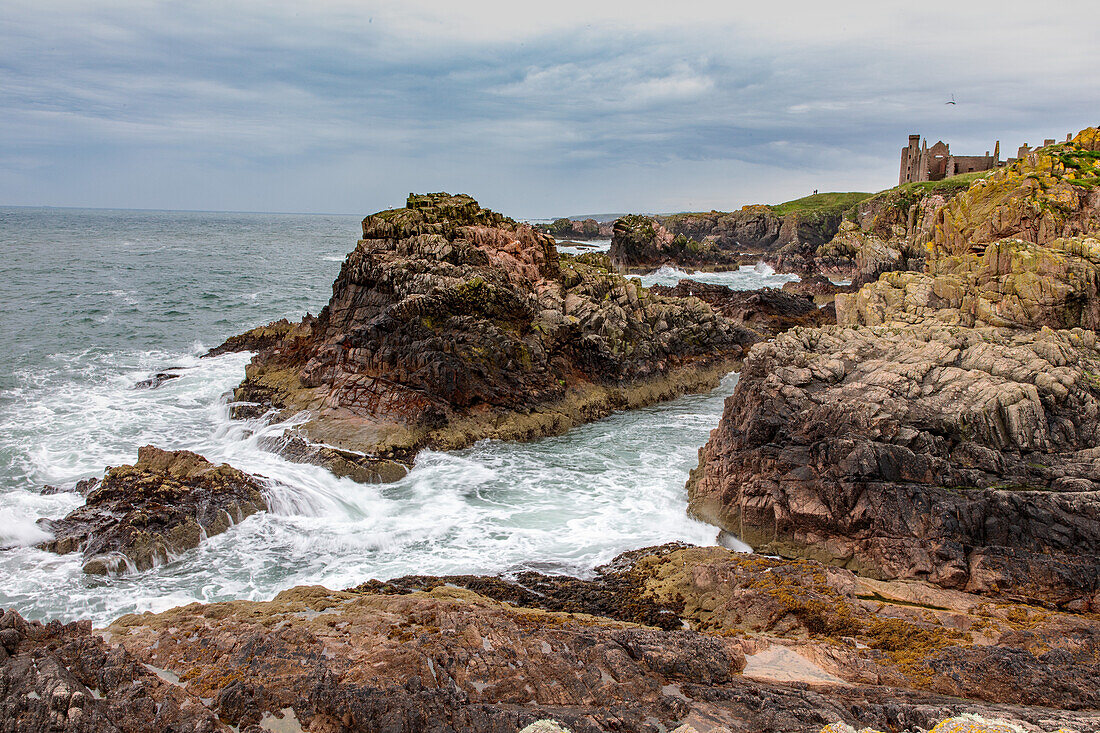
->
[946,94,957,105]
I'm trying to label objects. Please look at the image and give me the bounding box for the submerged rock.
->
[256,430,408,483]
[37,446,267,574]
[226,193,745,463]
[132,370,182,389]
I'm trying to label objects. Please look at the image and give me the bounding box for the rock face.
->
[225,193,745,461]
[838,238,1100,330]
[690,234,1100,611]
[650,281,834,338]
[609,197,866,274]
[37,446,267,575]
[0,608,224,732]
[688,129,1100,614]
[932,130,1100,257]
[47,545,1095,733]
[813,128,1100,285]
[688,317,1100,611]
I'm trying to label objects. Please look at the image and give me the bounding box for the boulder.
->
[37,446,267,574]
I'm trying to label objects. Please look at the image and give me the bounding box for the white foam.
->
[0,344,741,626]
[638,263,800,290]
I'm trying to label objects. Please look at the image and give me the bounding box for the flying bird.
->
[946,94,957,105]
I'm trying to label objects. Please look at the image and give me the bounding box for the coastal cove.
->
[0,206,747,626]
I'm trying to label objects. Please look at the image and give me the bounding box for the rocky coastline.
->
[212,192,750,478]
[8,129,1100,733]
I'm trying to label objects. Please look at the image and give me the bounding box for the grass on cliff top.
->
[892,170,989,197]
[770,191,873,217]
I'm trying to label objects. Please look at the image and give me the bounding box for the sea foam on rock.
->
[37,446,267,574]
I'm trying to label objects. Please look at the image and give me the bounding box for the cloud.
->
[0,0,1098,214]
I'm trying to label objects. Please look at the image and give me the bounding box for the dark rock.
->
[37,446,267,574]
[203,319,294,358]
[133,371,182,389]
[650,281,832,338]
[257,431,408,483]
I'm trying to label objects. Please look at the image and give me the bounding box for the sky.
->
[2,0,1098,218]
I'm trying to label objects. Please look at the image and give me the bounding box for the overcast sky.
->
[2,0,1098,217]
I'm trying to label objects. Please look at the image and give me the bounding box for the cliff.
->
[815,128,1100,285]
[688,127,1100,613]
[609,193,871,273]
[219,193,749,471]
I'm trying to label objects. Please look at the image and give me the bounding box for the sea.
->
[0,207,780,627]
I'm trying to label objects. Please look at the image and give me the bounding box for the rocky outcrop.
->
[932,130,1100,257]
[838,237,1100,330]
[541,217,613,240]
[51,544,1096,733]
[650,281,834,338]
[0,608,224,731]
[37,446,267,574]
[610,196,870,274]
[813,128,1100,284]
[204,319,294,358]
[688,319,1100,611]
[815,220,928,287]
[687,129,1100,614]
[226,193,745,462]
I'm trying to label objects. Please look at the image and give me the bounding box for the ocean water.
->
[0,207,761,627]
[639,262,800,289]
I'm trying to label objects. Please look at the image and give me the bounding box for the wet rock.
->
[204,319,295,357]
[650,281,833,338]
[133,370,182,389]
[256,431,408,483]
[37,446,267,574]
[0,608,224,732]
[227,193,744,462]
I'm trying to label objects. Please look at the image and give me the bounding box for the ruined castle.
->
[899,133,1076,185]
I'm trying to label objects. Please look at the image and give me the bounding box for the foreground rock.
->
[37,446,267,574]
[0,608,223,731]
[217,193,746,463]
[3,545,1083,732]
